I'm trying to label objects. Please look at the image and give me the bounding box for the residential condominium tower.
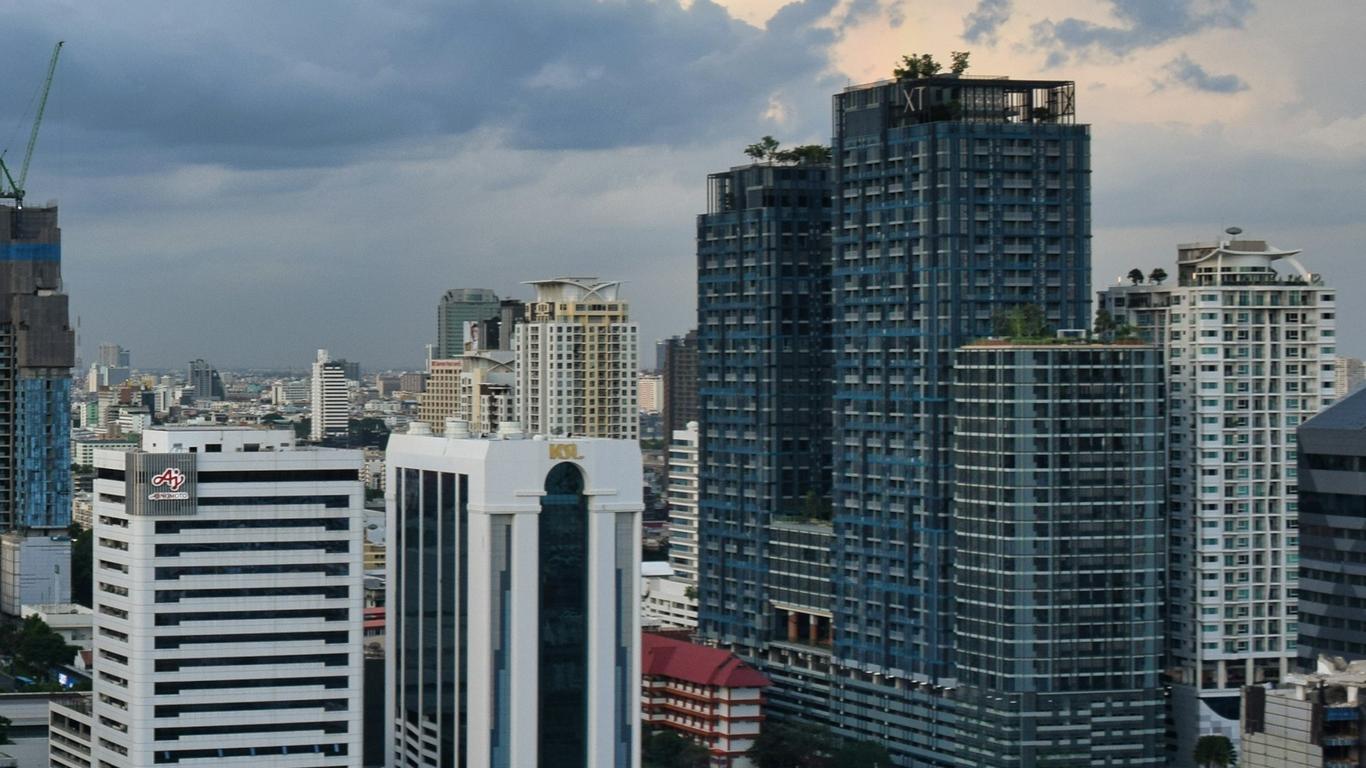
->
[186,358,224,402]
[514,278,639,439]
[694,159,834,723]
[89,427,364,767]
[952,341,1166,766]
[385,426,643,767]
[658,330,698,441]
[1100,235,1337,760]
[826,73,1090,758]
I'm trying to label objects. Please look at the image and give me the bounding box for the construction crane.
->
[0,41,64,207]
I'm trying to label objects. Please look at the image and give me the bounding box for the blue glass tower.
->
[1,203,74,531]
[696,160,833,704]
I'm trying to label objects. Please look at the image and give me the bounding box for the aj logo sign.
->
[151,467,186,492]
[148,466,190,501]
[548,444,582,460]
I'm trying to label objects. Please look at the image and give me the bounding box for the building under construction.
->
[0,202,76,614]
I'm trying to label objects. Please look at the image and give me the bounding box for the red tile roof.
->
[642,633,770,689]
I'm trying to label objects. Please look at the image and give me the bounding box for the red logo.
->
[151,467,186,492]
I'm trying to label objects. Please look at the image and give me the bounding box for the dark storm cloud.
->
[1160,54,1249,93]
[0,0,840,172]
[1033,0,1254,60]
[962,0,1012,44]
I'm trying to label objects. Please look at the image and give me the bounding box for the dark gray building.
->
[1297,386,1366,665]
[186,358,224,401]
[659,329,699,442]
[952,341,1166,766]
[695,160,832,709]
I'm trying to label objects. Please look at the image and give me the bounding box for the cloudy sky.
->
[2,0,1362,370]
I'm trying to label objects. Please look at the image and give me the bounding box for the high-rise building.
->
[312,349,350,443]
[514,278,638,439]
[88,427,364,767]
[385,427,643,767]
[416,358,461,434]
[666,421,699,590]
[1101,236,1336,757]
[951,340,1166,766]
[1295,386,1366,664]
[0,203,75,530]
[830,75,1090,706]
[638,373,662,415]
[436,288,501,359]
[1334,355,1364,397]
[456,350,515,436]
[185,359,224,402]
[658,330,699,441]
[695,159,832,704]
[98,342,130,369]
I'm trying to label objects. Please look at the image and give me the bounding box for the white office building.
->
[386,422,643,767]
[1101,235,1337,759]
[514,278,639,439]
[312,350,350,442]
[88,426,364,767]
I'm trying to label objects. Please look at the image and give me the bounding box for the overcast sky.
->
[2,0,1362,370]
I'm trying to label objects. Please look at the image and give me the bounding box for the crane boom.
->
[17,41,63,192]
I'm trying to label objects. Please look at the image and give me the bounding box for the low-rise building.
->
[642,561,697,630]
[1242,655,1366,767]
[23,603,93,651]
[49,694,92,768]
[642,633,769,767]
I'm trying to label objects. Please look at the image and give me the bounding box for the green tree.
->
[348,417,391,449]
[1149,267,1168,285]
[642,728,710,768]
[1127,268,1145,285]
[70,524,93,608]
[3,615,77,677]
[831,739,892,767]
[950,50,971,74]
[992,304,1049,339]
[1094,307,1116,338]
[893,52,943,80]
[1193,735,1235,768]
[745,135,782,163]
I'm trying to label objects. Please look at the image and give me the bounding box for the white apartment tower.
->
[311,349,350,443]
[666,421,699,590]
[89,427,364,767]
[386,425,643,768]
[514,278,639,439]
[1101,235,1337,758]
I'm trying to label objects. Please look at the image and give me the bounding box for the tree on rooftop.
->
[1193,735,1235,768]
[993,304,1049,339]
[1127,268,1145,285]
[1094,307,1117,338]
[893,52,943,80]
[1149,267,1168,285]
[950,50,971,75]
[745,136,782,163]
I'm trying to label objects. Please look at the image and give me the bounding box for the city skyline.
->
[0,1,1360,368]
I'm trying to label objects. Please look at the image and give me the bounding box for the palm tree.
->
[1193,735,1235,768]
[1126,268,1145,285]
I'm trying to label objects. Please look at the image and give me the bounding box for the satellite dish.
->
[1225,227,1243,236]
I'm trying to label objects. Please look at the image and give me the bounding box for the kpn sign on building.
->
[126,452,197,516]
